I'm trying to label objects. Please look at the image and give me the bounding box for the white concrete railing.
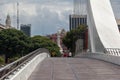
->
[7,52,49,80]
[105,48,120,56]
[81,53,120,66]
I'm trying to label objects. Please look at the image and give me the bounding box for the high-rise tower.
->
[20,24,31,37]
[73,0,87,15]
[69,0,88,52]
[17,2,19,29]
[6,14,11,28]
[69,0,87,30]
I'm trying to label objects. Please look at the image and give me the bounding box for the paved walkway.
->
[28,58,120,80]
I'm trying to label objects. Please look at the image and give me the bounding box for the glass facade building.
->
[69,15,87,30]
[20,24,31,37]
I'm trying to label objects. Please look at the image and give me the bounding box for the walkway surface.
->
[28,58,120,80]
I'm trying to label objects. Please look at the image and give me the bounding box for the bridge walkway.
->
[28,58,120,80]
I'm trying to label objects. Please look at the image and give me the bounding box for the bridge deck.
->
[28,58,120,80]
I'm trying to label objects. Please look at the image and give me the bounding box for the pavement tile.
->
[28,58,120,80]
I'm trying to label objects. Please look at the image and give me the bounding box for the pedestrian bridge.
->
[0,48,120,80]
[1,0,120,80]
[28,58,120,80]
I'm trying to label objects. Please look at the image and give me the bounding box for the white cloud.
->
[0,3,14,16]
[0,0,120,36]
[20,3,37,16]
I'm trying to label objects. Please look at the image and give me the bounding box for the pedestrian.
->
[69,52,72,57]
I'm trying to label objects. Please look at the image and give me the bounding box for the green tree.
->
[0,29,31,63]
[31,36,61,57]
[63,25,87,55]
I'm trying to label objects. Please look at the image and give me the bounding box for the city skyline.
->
[0,0,120,36]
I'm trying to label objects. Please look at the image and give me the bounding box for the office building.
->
[69,14,87,30]
[69,0,88,52]
[20,24,31,36]
[74,0,87,15]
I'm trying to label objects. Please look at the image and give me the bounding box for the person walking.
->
[69,52,72,57]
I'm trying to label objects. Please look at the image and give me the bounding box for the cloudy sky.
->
[0,0,120,36]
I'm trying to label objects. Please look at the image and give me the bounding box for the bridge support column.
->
[87,0,120,53]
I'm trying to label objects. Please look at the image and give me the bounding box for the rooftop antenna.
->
[17,2,19,29]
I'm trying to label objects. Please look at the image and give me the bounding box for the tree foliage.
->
[0,29,61,63]
[0,29,31,63]
[63,25,87,54]
[31,36,61,57]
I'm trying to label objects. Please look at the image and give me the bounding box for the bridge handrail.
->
[104,48,120,56]
[80,52,120,66]
[81,48,120,56]
[0,48,49,80]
